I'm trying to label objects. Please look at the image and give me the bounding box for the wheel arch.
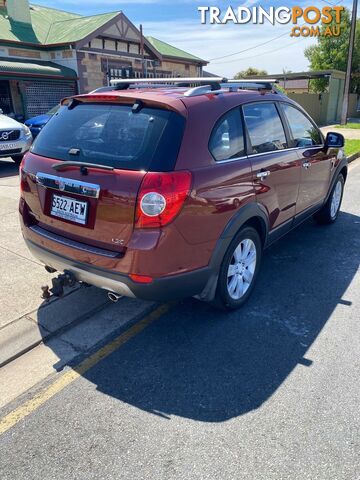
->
[210,202,269,272]
[197,203,268,303]
[325,159,348,203]
[340,165,348,183]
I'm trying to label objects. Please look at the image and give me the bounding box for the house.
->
[277,79,309,93]
[0,0,207,118]
[244,70,359,124]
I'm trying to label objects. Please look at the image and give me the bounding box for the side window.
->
[282,103,323,147]
[209,108,245,161]
[243,103,288,154]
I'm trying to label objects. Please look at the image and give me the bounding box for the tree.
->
[304,9,360,93]
[234,67,268,79]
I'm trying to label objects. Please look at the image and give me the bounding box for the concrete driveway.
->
[0,159,359,479]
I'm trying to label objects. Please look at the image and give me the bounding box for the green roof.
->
[0,4,119,45]
[146,36,205,63]
[0,57,77,79]
[0,3,206,64]
[45,11,119,44]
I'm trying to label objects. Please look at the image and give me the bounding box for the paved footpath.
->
[321,124,360,141]
[0,161,359,480]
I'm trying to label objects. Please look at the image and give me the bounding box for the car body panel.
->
[0,114,32,158]
[19,86,347,301]
[25,114,52,138]
[21,152,145,251]
[296,146,334,213]
[249,149,301,229]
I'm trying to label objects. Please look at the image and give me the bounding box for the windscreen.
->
[31,103,185,171]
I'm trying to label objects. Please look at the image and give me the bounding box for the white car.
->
[0,111,32,164]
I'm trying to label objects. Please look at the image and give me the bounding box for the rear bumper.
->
[24,238,213,302]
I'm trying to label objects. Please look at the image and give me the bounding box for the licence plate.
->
[51,194,88,225]
[0,143,17,151]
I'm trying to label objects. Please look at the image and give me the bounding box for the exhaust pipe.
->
[107,292,123,303]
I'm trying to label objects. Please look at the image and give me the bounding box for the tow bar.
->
[41,270,77,301]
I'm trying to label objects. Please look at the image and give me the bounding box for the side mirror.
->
[325,131,344,149]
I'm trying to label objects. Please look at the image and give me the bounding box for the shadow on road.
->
[0,160,19,178]
[45,211,360,422]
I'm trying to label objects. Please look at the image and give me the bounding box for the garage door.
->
[24,81,76,118]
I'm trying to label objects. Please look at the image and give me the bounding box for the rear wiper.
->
[52,161,114,172]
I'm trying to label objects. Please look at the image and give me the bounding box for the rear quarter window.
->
[31,103,185,171]
[209,108,245,161]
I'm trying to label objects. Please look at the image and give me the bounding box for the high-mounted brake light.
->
[135,171,192,228]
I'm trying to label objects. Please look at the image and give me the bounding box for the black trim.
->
[29,225,122,258]
[325,158,348,203]
[25,238,211,302]
[209,203,268,271]
[266,218,293,246]
[293,201,323,228]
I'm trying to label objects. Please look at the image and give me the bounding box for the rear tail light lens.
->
[140,192,166,217]
[135,171,192,228]
[129,274,153,284]
[19,163,27,192]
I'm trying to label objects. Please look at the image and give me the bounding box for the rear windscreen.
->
[31,103,185,171]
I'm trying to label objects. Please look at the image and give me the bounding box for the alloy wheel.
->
[227,238,257,300]
[330,180,342,219]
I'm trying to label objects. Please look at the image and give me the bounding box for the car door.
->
[242,101,301,235]
[280,103,332,215]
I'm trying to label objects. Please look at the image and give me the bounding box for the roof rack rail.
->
[183,79,280,97]
[225,79,278,91]
[104,77,280,97]
[110,77,226,87]
[184,84,223,97]
[111,77,222,89]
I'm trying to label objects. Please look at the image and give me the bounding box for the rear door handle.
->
[256,170,271,179]
[302,161,311,169]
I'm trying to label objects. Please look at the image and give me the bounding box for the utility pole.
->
[340,0,358,125]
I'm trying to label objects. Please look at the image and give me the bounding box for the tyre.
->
[314,174,344,225]
[212,226,262,310]
[11,155,24,165]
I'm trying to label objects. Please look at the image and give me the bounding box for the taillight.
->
[135,171,192,228]
[129,274,153,284]
[19,163,26,192]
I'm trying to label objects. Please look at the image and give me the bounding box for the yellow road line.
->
[0,303,172,436]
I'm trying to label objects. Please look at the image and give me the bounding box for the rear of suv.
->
[19,78,347,310]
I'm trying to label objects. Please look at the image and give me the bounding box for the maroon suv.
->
[19,78,347,310]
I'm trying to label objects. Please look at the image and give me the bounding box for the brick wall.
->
[78,52,106,93]
[77,50,202,92]
[158,60,199,77]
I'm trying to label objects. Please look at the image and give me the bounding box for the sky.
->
[33,0,357,77]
